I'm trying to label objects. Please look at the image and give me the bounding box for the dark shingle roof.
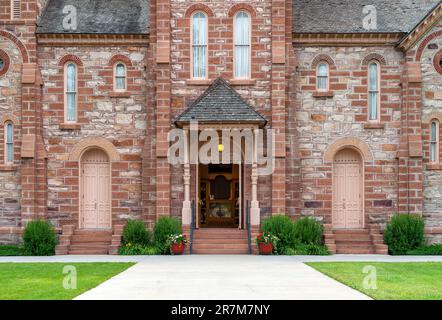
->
[293,0,441,34]
[37,0,149,34]
[175,78,267,127]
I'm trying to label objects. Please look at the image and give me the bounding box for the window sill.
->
[229,79,256,86]
[364,122,385,129]
[59,123,81,130]
[427,164,442,170]
[110,92,131,98]
[0,165,18,172]
[186,79,212,86]
[312,91,334,98]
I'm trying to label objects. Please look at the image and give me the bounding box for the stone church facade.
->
[1,0,442,254]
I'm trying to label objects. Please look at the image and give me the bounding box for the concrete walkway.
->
[1,254,442,263]
[74,255,372,300]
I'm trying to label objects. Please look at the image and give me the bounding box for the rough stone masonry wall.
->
[0,36,22,238]
[294,46,403,227]
[38,46,148,228]
[415,21,442,243]
[169,0,274,218]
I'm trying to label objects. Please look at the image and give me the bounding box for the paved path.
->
[1,254,442,263]
[74,255,371,300]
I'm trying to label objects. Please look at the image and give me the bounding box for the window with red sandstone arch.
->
[234,11,251,79]
[430,119,440,164]
[4,121,14,165]
[0,50,10,77]
[64,62,78,123]
[316,62,329,91]
[191,11,208,79]
[434,50,442,75]
[114,62,127,92]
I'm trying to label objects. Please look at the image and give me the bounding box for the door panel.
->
[333,149,363,229]
[81,149,111,229]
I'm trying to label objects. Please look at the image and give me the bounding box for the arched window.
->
[234,11,250,79]
[65,63,77,123]
[430,119,440,163]
[4,121,13,164]
[368,62,380,121]
[316,62,329,91]
[192,12,208,79]
[114,62,126,92]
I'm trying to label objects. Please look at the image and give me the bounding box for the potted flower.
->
[256,232,278,255]
[168,234,189,255]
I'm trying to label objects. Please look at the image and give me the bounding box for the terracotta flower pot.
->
[171,243,185,255]
[259,242,273,255]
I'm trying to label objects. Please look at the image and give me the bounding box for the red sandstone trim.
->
[59,123,81,130]
[58,54,83,67]
[0,30,29,63]
[364,123,385,129]
[362,53,386,65]
[228,3,257,17]
[312,91,334,98]
[108,54,133,67]
[311,54,335,68]
[416,30,442,62]
[185,3,214,18]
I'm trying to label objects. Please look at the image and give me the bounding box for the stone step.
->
[333,234,371,240]
[333,229,370,234]
[73,230,112,236]
[69,244,111,250]
[336,248,376,254]
[70,241,112,247]
[70,235,112,242]
[335,240,373,246]
[193,238,249,244]
[192,243,249,250]
[192,248,249,255]
[69,249,109,255]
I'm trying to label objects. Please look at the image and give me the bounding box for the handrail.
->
[246,200,252,255]
[190,200,195,255]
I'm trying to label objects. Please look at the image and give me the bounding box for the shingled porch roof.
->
[175,78,267,128]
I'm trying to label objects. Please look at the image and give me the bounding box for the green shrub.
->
[384,214,425,255]
[282,245,330,256]
[22,220,57,256]
[153,217,182,255]
[0,245,23,256]
[293,217,324,245]
[262,215,296,253]
[118,244,159,256]
[122,220,151,246]
[407,244,442,256]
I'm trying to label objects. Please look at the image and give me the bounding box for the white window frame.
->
[234,11,251,79]
[430,119,440,164]
[64,62,78,123]
[316,62,329,91]
[368,61,381,122]
[191,11,208,79]
[4,121,13,165]
[11,0,20,20]
[114,62,127,92]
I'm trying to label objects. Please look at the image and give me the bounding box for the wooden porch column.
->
[182,129,192,225]
[250,129,260,226]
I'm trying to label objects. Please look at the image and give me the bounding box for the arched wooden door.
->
[80,148,111,229]
[332,148,363,229]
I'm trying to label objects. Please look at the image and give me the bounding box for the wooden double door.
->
[199,164,241,228]
[332,148,364,229]
[80,149,111,229]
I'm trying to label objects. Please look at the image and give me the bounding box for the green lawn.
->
[0,263,134,300]
[308,262,442,300]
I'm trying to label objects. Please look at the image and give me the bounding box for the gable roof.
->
[293,0,441,34]
[36,0,149,34]
[175,78,267,128]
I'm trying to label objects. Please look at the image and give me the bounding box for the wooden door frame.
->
[79,147,112,230]
[332,147,365,229]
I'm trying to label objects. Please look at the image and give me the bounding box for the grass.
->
[308,262,442,300]
[0,263,134,300]
[0,245,23,256]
